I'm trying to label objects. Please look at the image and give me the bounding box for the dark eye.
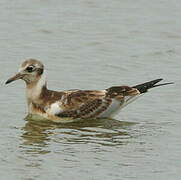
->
[26,66,34,72]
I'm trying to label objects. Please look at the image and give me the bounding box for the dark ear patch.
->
[37,68,44,75]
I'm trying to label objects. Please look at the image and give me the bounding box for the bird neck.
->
[26,73,47,102]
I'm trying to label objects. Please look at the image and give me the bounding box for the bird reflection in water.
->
[20,115,137,154]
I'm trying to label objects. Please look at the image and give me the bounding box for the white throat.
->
[26,72,47,101]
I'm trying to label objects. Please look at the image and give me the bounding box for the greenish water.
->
[0,0,181,180]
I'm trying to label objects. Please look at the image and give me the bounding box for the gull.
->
[6,59,173,123]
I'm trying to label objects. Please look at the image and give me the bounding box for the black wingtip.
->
[133,79,173,93]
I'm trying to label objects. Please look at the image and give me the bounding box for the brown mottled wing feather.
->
[57,90,106,118]
[58,98,105,119]
[61,90,105,109]
[106,86,140,98]
[56,87,139,119]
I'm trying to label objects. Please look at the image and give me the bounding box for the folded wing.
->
[51,87,140,119]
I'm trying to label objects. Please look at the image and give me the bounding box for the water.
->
[0,0,181,179]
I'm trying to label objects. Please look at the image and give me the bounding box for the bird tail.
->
[132,78,173,93]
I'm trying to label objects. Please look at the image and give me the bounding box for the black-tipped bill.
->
[5,73,23,84]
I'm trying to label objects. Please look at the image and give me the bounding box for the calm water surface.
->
[0,0,181,180]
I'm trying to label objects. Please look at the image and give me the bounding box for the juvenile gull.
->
[6,59,173,123]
